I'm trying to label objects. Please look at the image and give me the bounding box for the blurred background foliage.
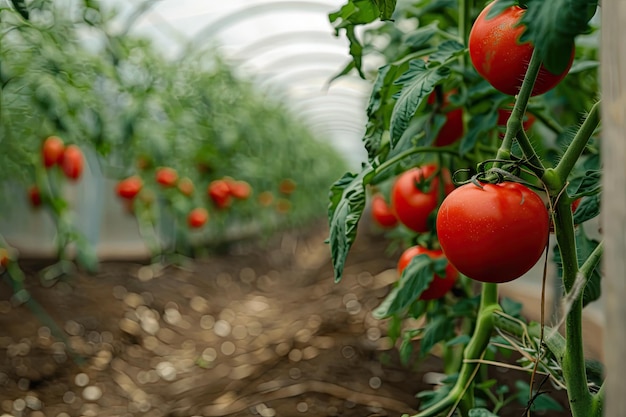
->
[0,0,347,257]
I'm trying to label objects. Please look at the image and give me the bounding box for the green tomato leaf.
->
[419,314,452,357]
[327,164,377,282]
[468,408,500,417]
[445,334,470,347]
[519,0,598,74]
[567,169,601,198]
[427,40,465,65]
[500,297,523,318]
[373,253,434,318]
[461,104,499,155]
[402,22,439,50]
[390,60,450,144]
[573,194,600,224]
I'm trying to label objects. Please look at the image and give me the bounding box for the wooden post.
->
[601,1,626,416]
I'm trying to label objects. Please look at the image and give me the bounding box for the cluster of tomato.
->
[28,136,86,208]
[114,167,254,230]
[114,159,299,232]
[370,2,577,298]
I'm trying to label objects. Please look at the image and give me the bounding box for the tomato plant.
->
[397,245,457,300]
[391,164,453,233]
[436,182,550,283]
[60,145,84,180]
[116,176,143,200]
[155,167,178,187]
[187,207,209,229]
[41,136,65,168]
[469,2,575,97]
[327,0,602,415]
[370,194,398,228]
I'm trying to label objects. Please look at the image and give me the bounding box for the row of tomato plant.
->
[0,0,346,279]
[328,0,602,416]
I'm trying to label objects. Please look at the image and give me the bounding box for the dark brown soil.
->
[0,221,572,417]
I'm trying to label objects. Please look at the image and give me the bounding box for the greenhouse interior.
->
[1,1,623,417]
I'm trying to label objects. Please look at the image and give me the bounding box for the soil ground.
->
[0,220,572,417]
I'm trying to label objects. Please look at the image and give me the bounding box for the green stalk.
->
[553,199,592,417]
[495,49,543,166]
[373,146,464,178]
[414,283,500,417]
[553,101,601,183]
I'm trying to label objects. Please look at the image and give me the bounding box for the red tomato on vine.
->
[42,136,65,168]
[61,145,84,180]
[187,207,209,228]
[208,180,232,208]
[116,176,143,200]
[371,194,398,228]
[227,180,251,199]
[469,2,574,96]
[436,182,550,283]
[155,167,178,187]
[397,245,458,300]
[391,165,454,233]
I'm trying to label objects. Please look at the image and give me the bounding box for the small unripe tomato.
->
[279,178,297,195]
[178,177,195,196]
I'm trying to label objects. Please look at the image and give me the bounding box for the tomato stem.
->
[494,49,542,168]
[553,198,594,417]
[413,283,500,417]
[553,101,601,185]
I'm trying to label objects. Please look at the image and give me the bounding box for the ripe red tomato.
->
[371,194,398,228]
[227,180,251,199]
[436,182,550,283]
[61,145,84,180]
[28,185,42,207]
[497,108,536,138]
[187,207,209,228]
[397,245,458,300]
[155,167,178,187]
[208,180,232,208]
[178,177,194,196]
[391,165,454,233]
[116,176,143,200]
[427,92,463,147]
[42,136,65,168]
[469,2,574,96]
